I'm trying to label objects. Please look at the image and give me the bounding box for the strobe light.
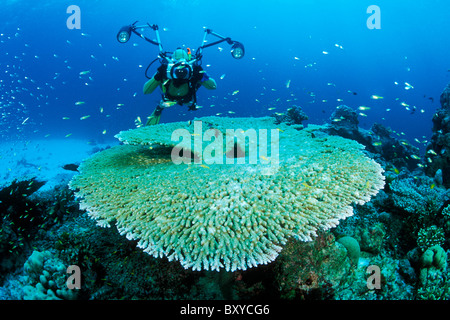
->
[231,41,245,59]
[117,25,132,43]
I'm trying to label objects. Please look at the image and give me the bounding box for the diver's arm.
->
[143,65,166,95]
[194,66,217,90]
[201,78,217,90]
[143,77,161,94]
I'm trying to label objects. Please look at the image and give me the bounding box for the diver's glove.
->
[154,65,167,82]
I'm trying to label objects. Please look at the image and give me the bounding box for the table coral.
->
[70,116,384,272]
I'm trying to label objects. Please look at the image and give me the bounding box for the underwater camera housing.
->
[166,61,194,80]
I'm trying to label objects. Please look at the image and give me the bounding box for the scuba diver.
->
[142,48,217,126]
[116,22,245,126]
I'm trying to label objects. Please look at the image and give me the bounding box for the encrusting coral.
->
[69,116,384,272]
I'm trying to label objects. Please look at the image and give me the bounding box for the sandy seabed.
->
[0,138,117,192]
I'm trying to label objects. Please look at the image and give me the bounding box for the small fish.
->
[21,117,29,125]
[232,90,239,95]
[220,74,226,80]
[372,141,382,147]
[322,51,329,55]
[430,183,436,190]
[260,155,269,161]
[80,115,90,120]
[65,133,72,138]
[62,117,70,120]
[228,111,235,114]
[359,112,367,117]
[358,106,370,111]
[200,164,210,169]
[277,128,284,132]
[286,79,291,88]
[102,130,107,135]
[371,95,384,100]
[404,82,414,89]
[411,155,421,160]
[79,70,91,76]
[75,101,85,105]
[268,107,276,111]
[161,101,177,108]
[427,149,437,156]
[400,102,410,107]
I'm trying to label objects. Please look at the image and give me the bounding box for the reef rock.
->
[274,232,352,299]
[426,83,450,187]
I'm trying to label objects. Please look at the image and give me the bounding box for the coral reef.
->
[70,116,384,272]
[389,177,447,218]
[0,178,46,278]
[0,250,78,300]
[315,105,421,172]
[22,250,78,300]
[3,85,450,301]
[336,236,360,266]
[272,105,309,128]
[274,232,352,299]
[416,245,450,300]
[417,226,445,252]
[426,83,450,187]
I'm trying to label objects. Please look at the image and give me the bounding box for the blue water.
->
[1,0,449,151]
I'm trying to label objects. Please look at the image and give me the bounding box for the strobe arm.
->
[196,28,245,60]
[117,22,163,52]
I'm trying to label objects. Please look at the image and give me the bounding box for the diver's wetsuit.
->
[154,64,208,110]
